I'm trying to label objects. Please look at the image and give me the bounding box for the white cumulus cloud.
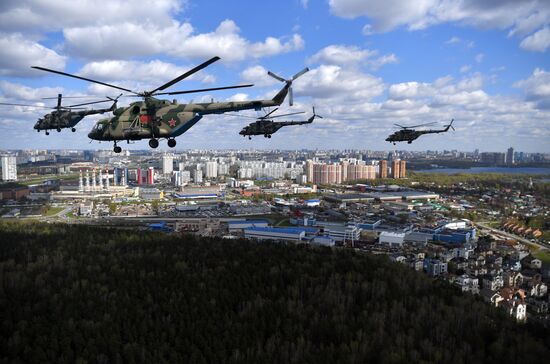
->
[308,44,398,70]
[329,0,550,52]
[514,68,550,109]
[63,19,304,61]
[0,33,66,77]
[520,27,550,52]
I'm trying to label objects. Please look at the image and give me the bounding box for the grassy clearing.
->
[533,250,550,266]
[44,207,64,216]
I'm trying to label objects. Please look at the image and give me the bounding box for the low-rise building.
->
[244,226,308,243]
[378,231,406,247]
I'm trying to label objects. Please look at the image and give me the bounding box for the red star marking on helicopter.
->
[168,118,177,127]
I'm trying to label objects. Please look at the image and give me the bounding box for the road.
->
[476,222,549,251]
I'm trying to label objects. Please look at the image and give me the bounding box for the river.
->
[414,167,550,175]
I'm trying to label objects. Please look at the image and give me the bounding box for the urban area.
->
[1,147,549,324]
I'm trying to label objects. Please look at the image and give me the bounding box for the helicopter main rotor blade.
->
[31,66,136,94]
[261,108,279,119]
[157,84,253,96]
[270,111,306,118]
[223,113,259,119]
[42,95,98,99]
[407,122,438,128]
[394,124,407,128]
[0,102,53,109]
[65,99,113,108]
[149,56,221,94]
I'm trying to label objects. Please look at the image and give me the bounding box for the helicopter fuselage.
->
[88,97,278,141]
[385,127,450,143]
[34,108,112,132]
[239,117,314,137]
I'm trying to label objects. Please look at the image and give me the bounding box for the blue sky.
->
[0,0,549,152]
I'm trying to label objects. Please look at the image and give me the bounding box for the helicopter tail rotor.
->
[268,67,309,106]
[446,119,455,131]
[107,93,123,110]
[312,106,323,119]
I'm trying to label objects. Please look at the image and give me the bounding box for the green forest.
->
[1,222,549,363]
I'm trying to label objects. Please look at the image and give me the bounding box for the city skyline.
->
[0,0,549,151]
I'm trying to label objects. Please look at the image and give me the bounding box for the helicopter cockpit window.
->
[94,123,105,131]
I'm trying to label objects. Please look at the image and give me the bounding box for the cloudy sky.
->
[0,0,549,152]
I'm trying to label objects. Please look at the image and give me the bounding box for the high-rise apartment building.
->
[506,147,514,165]
[391,160,400,179]
[205,161,218,179]
[379,160,388,178]
[162,154,174,175]
[1,155,17,181]
[399,160,406,178]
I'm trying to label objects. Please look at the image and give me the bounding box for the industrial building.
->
[325,190,439,204]
[228,220,269,232]
[378,231,406,246]
[244,226,308,243]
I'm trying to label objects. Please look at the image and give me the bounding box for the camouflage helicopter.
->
[385,119,455,144]
[0,94,118,135]
[234,106,322,139]
[32,57,309,153]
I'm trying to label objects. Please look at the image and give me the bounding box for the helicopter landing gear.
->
[71,128,76,132]
[56,128,61,132]
[407,141,412,144]
[248,136,252,140]
[45,131,49,135]
[267,134,271,138]
[167,138,176,148]
[37,129,40,133]
[264,134,268,138]
[113,141,122,153]
[149,138,159,149]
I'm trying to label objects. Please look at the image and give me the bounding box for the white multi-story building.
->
[217,163,230,176]
[205,161,218,179]
[238,168,253,179]
[173,170,191,186]
[1,155,17,181]
[162,154,174,175]
[192,167,203,183]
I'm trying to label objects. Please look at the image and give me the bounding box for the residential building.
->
[506,147,514,165]
[192,167,203,183]
[1,155,17,181]
[399,160,406,178]
[205,161,218,179]
[379,160,388,178]
[391,160,400,179]
[162,154,173,175]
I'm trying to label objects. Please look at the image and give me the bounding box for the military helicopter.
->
[0,94,118,135]
[235,106,321,139]
[385,119,455,144]
[32,56,309,153]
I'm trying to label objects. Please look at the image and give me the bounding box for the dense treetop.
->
[1,222,549,363]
